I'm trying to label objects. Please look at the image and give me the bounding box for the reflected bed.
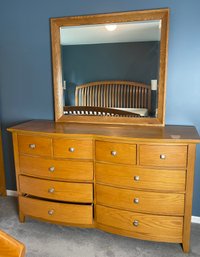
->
[64,80,151,117]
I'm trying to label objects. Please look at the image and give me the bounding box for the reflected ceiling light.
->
[105,24,117,31]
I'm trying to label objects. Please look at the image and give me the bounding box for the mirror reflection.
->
[60,20,161,118]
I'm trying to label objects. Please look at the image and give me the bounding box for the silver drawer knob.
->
[69,147,75,152]
[49,166,55,172]
[111,151,117,156]
[133,220,139,227]
[160,154,166,160]
[133,198,139,204]
[134,175,140,181]
[48,188,55,193]
[48,209,54,215]
[29,144,36,149]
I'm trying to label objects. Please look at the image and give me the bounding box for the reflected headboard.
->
[75,80,151,111]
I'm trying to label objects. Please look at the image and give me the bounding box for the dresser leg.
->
[182,241,190,253]
[19,211,25,223]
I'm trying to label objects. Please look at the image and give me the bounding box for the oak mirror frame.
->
[50,8,169,126]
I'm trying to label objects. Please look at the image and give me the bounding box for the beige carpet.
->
[0,196,200,257]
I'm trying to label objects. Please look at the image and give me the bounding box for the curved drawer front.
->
[53,138,93,159]
[19,176,93,203]
[96,205,183,243]
[139,145,187,168]
[18,135,52,157]
[95,163,186,192]
[96,184,184,215]
[96,141,136,165]
[19,155,93,181]
[19,196,93,225]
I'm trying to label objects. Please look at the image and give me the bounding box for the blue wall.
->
[0,0,200,216]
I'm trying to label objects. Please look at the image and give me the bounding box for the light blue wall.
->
[0,0,200,215]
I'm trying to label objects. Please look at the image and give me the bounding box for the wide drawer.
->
[96,205,183,243]
[95,163,186,192]
[18,135,52,157]
[139,145,187,168]
[19,196,93,225]
[19,175,93,203]
[96,184,184,215]
[19,155,93,181]
[96,141,136,165]
[53,138,93,159]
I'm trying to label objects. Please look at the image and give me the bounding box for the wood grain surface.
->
[19,155,93,181]
[19,196,93,225]
[53,138,93,159]
[19,175,93,203]
[95,163,186,192]
[18,134,52,157]
[8,120,200,143]
[139,144,187,168]
[0,230,25,257]
[96,205,183,243]
[96,184,184,215]
[96,141,136,164]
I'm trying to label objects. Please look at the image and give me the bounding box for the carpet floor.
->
[0,196,200,257]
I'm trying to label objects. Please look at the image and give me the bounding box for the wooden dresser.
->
[8,120,200,252]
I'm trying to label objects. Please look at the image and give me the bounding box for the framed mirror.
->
[50,8,169,126]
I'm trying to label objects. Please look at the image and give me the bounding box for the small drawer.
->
[53,139,93,159]
[96,205,183,243]
[19,176,93,203]
[96,184,184,215]
[95,163,186,192]
[19,196,93,225]
[18,135,52,157]
[19,155,93,181]
[96,141,136,165]
[139,145,187,168]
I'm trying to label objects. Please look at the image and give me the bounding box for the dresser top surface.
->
[8,120,200,143]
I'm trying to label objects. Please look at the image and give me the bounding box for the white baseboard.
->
[6,190,18,197]
[191,216,200,224]
[5,190,200,223]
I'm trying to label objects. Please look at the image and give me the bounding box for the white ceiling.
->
[60,20,161,46]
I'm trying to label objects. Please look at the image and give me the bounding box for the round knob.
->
[49,166,55,172]
[48,188,55,193]
[160,154,166,160]
[133,220,139,227]
[48,209,54,216]
[29,144,36,149]
[69,147,75,152]
[134,175,140,181]
[111,151,117,156]
[133,198,139,204]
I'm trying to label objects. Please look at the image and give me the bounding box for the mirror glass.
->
[60,20,161,118]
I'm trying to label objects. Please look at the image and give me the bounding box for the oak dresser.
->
[8,120,200,252]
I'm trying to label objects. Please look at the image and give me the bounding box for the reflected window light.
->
[105,24,117,31]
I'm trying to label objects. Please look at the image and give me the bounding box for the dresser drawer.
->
[96,184,184,215]
[19,176,93,203]
[19,196,93,225]
[18,135,52,157]
[53,139,93,159]
[139,145,187,168]
[19,155,93,181]
[96,205,183,242]
[96,141,136,165]
[95,163,186,192]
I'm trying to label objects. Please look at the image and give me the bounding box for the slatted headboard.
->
[75,80,151,111]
